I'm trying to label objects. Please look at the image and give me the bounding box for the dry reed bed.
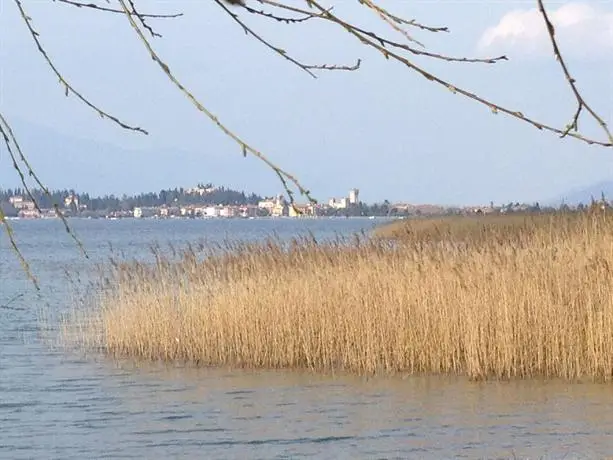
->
[69,212,613,381]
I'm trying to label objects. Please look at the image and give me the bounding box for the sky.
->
[0,0,612,205]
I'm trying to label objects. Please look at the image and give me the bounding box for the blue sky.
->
[0,0,612,205]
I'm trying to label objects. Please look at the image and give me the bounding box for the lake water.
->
[2,218,613,459]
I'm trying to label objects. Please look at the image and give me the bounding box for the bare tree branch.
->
[0,113,89,259]
[244,4,321,24]
[214,0,348,78]
[126,0,163,38]
[356,0,449,34]
[359,0,426,48]
[0,117,43,215]
[214,0,316,77]
[251,0,609,145]
[117,0,318,206]
[347,22,508,64]
[306,59,361,71]
[299,0,612,147]
[222,0,361,71]
[0,208,39,290]
[53,0,183,18]
[14,0,148,134]
[537,0,613,144]
[258,0,506,64]
[0,171,40,291]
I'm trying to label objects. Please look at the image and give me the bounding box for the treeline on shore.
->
[0,185,262,215]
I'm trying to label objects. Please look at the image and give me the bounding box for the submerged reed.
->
[66,211,613,381]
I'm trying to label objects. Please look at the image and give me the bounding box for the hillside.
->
[552,180,613,206]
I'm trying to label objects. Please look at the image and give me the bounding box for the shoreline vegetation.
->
[66,211,613,381]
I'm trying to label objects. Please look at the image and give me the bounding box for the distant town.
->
[0,183,565,220]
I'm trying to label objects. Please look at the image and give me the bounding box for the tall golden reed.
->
[67,211,613,381]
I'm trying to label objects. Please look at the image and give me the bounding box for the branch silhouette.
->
[213,0,359,78]
[294,0,612,147]
[0,113,88,261]
[358,0,429,48]
[243,4,324,24]
[126,0,164,38]
[536,0,613,144]
[53,0,183,19]
[116,0,318,208]
[0,122,40,291]
[14,0,147,134]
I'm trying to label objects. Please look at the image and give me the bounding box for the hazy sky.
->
[1,0,612,205]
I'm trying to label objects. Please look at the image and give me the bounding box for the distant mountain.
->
[0,118,274,198]
[550,180,613,206]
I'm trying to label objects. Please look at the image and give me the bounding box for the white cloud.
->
[478,2,613,58]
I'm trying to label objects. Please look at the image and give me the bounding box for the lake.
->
[2,218,613,459]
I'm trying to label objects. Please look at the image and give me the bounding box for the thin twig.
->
[127,0,162,38]
[306,59,361,71]
[0,112,89,259]
[536,0,613,144]
[359,0,425,48]
[261,0,507,65]
[0,119,43,214]
[218,0,360,76]
[117,0,317,206]
[14,0,148,134]
[348,22,507,64]
[356,0,449,33]
[0,208,39,291]
[53,0,183,18]
[213,0,318,78]
[244,4,317,24]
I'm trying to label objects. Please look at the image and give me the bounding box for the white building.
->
[329,197,349,209]
[9,196,35,210]
[204,206,220,218]
[258,199,276,211]
[219,206,237,218]
[239,206,258,218]
[186,185,216,196]
[349,188,360,205]
[258,195,286,216]
[9,196,24,207]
